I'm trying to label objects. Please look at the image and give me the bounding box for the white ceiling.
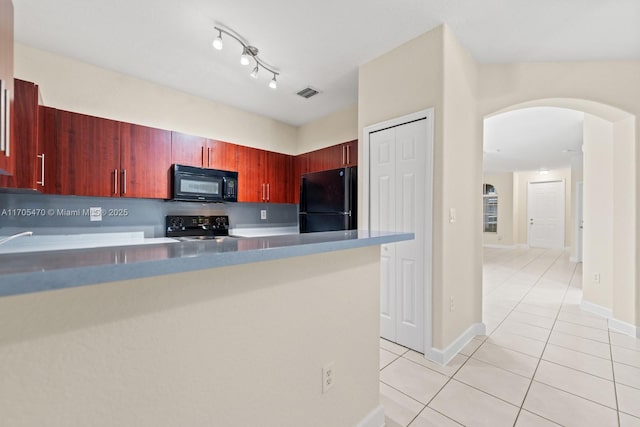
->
[12,1,638,173]
[13,0,640,128]
[483,108,584,174]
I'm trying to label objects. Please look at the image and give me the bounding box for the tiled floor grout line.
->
[483,248,550,298]
[485,249,565,340]
[511,251,574,426]
[608,328,622,427]
[381,249,640,426]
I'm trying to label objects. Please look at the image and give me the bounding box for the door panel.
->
[370,128,397,342]
[528,180,565,249]
[394,120,427,351]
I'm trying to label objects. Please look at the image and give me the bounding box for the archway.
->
[482,98,637,335]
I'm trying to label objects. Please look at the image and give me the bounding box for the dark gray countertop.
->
[0,230,413,297]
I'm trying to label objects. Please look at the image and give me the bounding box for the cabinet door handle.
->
[0,83,9,156]
[267,183,270,202]
[262,183,265,201]
[4,86,9,157]
[0,81,4,153]
[114,169,119,195]
[208,147,212,167]
[201,146,205,167]
[37,154,45,186]
[122,169,127,195]
[346,145,350,165]
[342,145,346,165]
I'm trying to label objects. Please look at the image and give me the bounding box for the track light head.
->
[240,47,251,65]
[269,74,277,89]
[250,65,259,79]
[212,30,223,50]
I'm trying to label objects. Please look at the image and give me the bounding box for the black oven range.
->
[166,215,230,241]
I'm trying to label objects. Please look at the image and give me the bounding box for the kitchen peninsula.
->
[0,230,411,427]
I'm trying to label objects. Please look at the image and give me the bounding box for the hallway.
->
[380,247,640,426]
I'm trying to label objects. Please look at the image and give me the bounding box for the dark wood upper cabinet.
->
[264,151,293,204]
[292,153,309,204]
[171,131,207,168]
[236,145,264,202]
[56,110,120,197]
[38,106,57,194]
[0,0,14,176]
[343,140,357,167]
[306,139,358,173]
[208,139,237,171]
[236,146,294,204]
[0,79,39,189]
[120,123,172,199]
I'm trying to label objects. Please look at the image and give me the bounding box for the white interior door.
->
[370,128,397,341]
[575,181,584,262]
[527,180,565,249]
[370,119,428,352]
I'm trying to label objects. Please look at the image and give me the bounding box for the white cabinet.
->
[369,116,433,353]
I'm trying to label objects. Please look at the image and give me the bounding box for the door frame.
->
[361,108,434,354]
[572,180,584,262]
[526,179,566,249]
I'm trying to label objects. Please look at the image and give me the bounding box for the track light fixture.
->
[212,29,223,50]
[213,26,280,89]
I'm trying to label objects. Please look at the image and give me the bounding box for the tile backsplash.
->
[0,191,298,237]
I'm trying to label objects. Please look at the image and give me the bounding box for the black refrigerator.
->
[299,167,357,233]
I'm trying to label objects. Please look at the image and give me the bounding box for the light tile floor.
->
[380,247,640,427]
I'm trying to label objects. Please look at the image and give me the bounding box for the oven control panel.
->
[166,215,229,238]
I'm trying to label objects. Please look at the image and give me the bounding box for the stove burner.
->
[166,215,230,239]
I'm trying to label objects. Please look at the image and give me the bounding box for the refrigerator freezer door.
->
[300,168,349,213]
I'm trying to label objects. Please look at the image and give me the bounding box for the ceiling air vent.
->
[296,87,320,99]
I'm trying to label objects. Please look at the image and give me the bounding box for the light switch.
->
[449,208,456,223]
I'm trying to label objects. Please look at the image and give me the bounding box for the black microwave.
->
[172,164,238,202]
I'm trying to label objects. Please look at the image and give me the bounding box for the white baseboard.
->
[609,318,640,338]
[483,244,517,249]
[356,405,385,427]
[424,322,486,365]
[580,300,639,337]
[569,256,583,263]
[580,300,613,319]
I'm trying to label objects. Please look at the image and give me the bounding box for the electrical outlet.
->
[89,207,102,222]
[594,273,600,283]
[322,362,335,393]
[260,209,267,220]
[450,297,455,312]
[449,208,456,223]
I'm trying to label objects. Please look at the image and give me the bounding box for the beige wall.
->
[612,117,637,325]
[359,25,482,351]
[582,114,614,309]
[482,173,515,246]
[440,26,483,348]
[513,168,573,247]
[297,104,358,155]
[0,247,381,427]
[359,26,445,350]
[14,44,298,154]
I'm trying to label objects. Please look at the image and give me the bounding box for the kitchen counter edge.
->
[0,230,413,298]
